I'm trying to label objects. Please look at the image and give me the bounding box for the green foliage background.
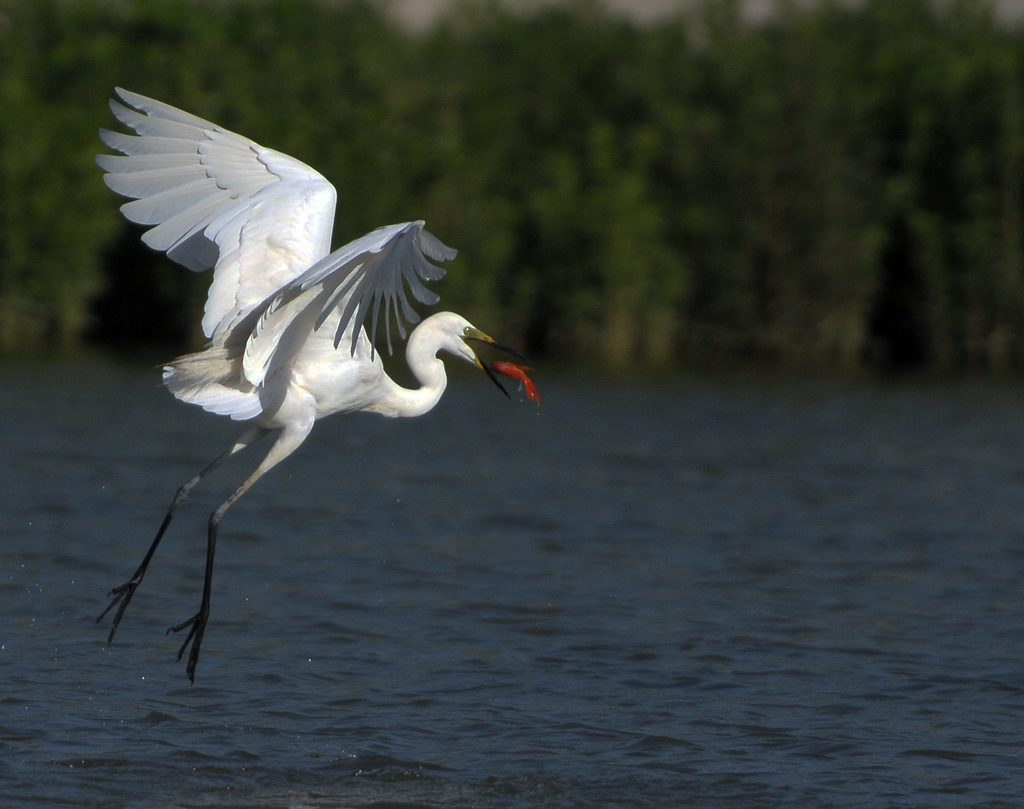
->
[3,0,1024,371]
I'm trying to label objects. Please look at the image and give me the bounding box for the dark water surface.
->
[2,360,1023,807]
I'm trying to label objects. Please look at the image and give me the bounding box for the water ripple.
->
[3,366,1024,807]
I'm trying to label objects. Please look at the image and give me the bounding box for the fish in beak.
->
[463,328,536,402]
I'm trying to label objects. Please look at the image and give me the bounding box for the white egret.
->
[94,89,534,682]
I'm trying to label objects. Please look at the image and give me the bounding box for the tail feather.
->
[163,344,264,420]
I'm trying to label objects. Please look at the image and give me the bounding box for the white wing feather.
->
[99,90,457,395]
[241,222,455,387]
[97,88,337,341]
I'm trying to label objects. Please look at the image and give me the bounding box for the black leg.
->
[97,427,268,644]
[164,422,312,683]
[96,496,183,642]
[168,497,228,684]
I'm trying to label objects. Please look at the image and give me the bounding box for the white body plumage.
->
[95,89,524,682]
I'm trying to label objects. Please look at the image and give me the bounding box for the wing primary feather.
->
[110,100,206,140]
[303,223,456,356]
[316,268,360,332]
[418,228,458,262]
[99,88,340,343]
[100,130,202,156]
[96,153,202,173]
[103,165,206,197]
[114,87,220,130]
[120,179,226,226]
[370,296,385,357]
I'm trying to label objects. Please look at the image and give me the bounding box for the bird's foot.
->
[96,575,143,643]
[168,610,207,684]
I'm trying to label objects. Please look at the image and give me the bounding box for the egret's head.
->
[427,312,528,398]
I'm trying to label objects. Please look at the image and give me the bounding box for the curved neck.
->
[377,328,448,418]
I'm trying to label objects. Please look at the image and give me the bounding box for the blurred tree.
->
[3,0,1024,374]
[0,0,119,349]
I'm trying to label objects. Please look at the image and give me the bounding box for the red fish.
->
[489,361,540,405]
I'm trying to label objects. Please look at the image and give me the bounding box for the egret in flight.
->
[94,89,536,682]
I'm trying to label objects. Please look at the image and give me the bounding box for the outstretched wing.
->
[240,221,456,387]
[301,221,454,353]
[96,88,337,341]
